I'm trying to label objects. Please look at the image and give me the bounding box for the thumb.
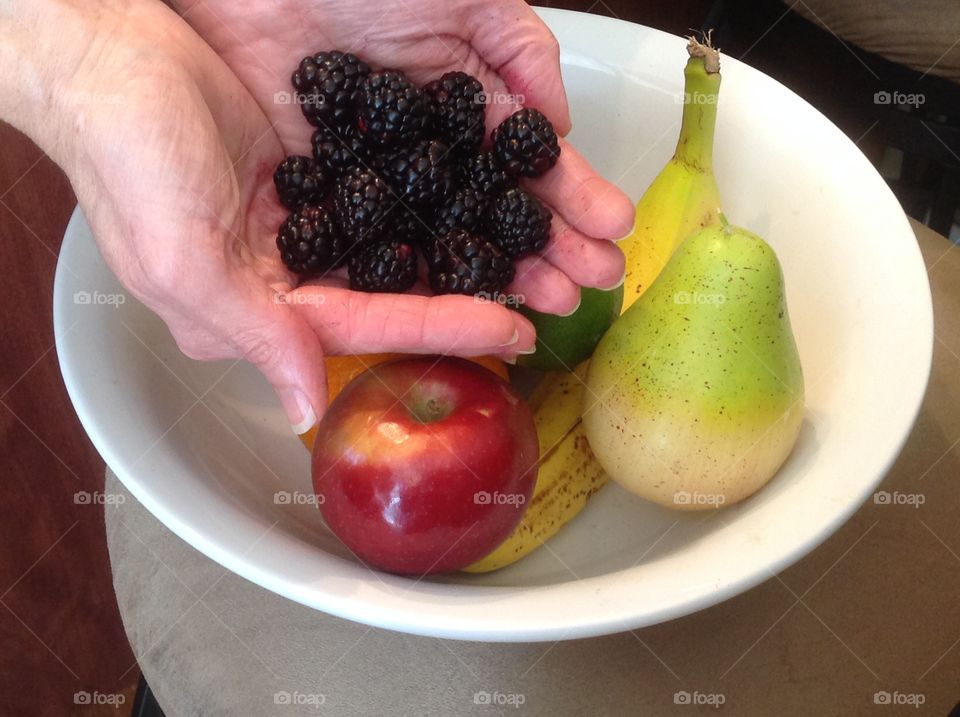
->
[470,3,572,135]
[233,302,327,435]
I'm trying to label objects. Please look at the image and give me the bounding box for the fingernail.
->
[600,270,626,291]
[498,329,520,347]
[558,296,582,317]
[502,355,518,365]
[518,345,537,355]
[280,388,318,435]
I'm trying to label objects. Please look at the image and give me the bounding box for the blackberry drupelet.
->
[427,229,515,296]
[311,124,369,178]
[488,188,552,259]
[491,108,561,177]
[433,186,489,236]
[356,70,429,148]
[273,156,328,210]
[382,139,453,207]
[459,151,517,196]
[391,203,434,246]
[333,165,396,244]
[292,50,370,130]
[422,71,485,156]
[276,205,351,277]
[348,240,418,293]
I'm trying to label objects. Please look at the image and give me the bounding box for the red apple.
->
[312,356,539,575]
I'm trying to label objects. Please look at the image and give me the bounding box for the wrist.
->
[0,0,108,165]
[0,0,144,174]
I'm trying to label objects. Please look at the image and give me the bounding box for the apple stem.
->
[408,396,452,424]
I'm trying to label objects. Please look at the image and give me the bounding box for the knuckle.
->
[169,331,225,362]
[134,249,185,297]
[233,331,280,369]
[544,30,561,58]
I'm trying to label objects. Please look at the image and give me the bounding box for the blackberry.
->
[433,186,489,236]
[488,188,552,259]
[356,70,429,148]
[292,50,370,130]
[382,139,453,207]
[273,156,328,210]
[333,165,396,244]
[422,71,485,156]
[459,151,516,196]
[391,203,434,246]
[312,124,369,178]
[348,240,418,293]
[427,229,515,296]
[491,108,560,177]
[276,205,350,277]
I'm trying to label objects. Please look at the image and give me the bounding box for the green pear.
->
[583,219,804,509]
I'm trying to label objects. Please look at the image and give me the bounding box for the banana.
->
[620,34,723,312]
[463,364,609,573]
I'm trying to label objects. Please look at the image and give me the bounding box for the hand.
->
[13,0,537,433]
[171,0,634,310]
[7,0,634,436]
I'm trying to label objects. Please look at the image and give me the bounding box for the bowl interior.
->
[54,9,932,641]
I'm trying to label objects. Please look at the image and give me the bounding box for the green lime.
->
[518,284,624,371]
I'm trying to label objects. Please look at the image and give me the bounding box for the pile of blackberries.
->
[273,50,561,296]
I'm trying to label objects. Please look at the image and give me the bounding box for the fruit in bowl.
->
[311,357,539,575]
[298,353,508,452]
[584,37,804,509]
[301,33,805,577]
[274,51,562,301]
[585,218,805,509]
[517,285,623,371]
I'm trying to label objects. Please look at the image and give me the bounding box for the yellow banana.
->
[620,35,723,311]
[464,365,609,573]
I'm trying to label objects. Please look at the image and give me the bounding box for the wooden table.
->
[102,219,960,716]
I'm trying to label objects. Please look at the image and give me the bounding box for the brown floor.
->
[0,128,138,715]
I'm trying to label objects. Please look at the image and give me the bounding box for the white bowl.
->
[54,9,932,642]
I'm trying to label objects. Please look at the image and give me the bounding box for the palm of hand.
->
[174,0,632,311]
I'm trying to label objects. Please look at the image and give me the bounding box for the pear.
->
[583,219,804,509]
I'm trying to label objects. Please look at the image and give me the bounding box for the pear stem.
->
[674,34,721,173]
